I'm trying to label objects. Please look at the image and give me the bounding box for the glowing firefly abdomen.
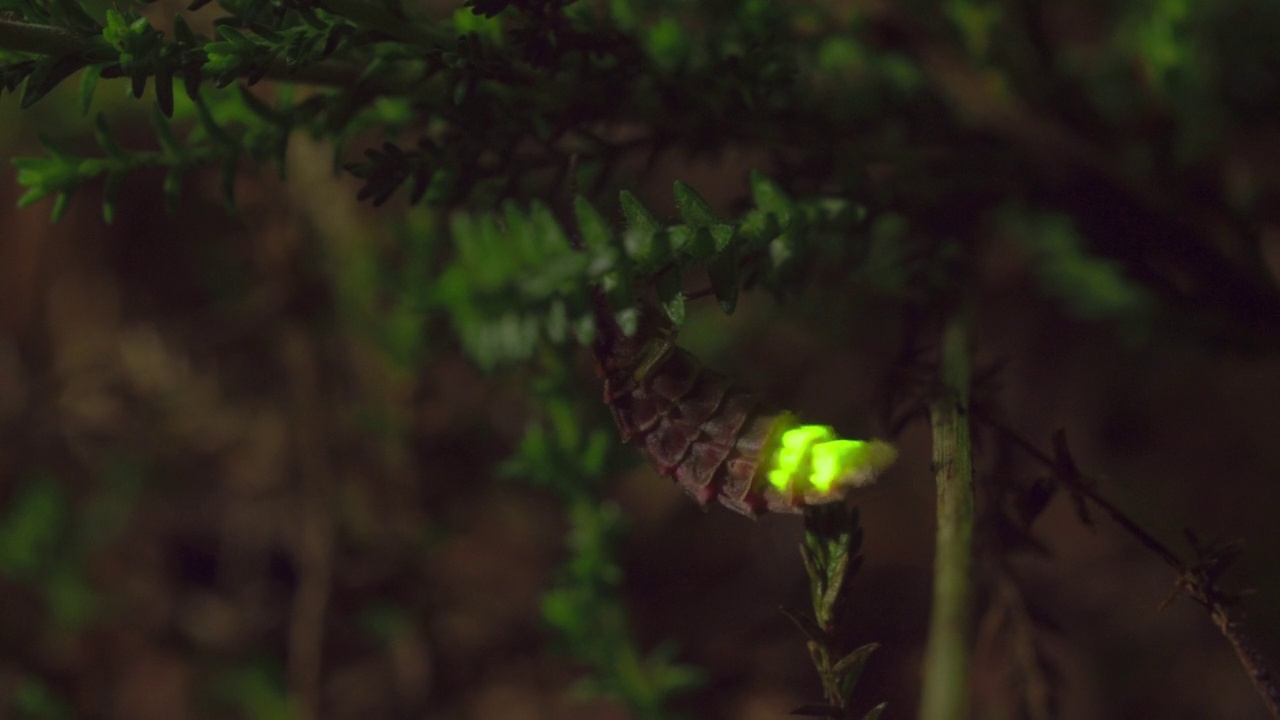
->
[591,292,895,517]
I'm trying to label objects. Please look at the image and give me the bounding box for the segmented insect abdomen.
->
[592,293,896,517]
[606,345,785,515]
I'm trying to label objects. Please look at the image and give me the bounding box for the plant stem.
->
[0,17,418,94]
[0,18,87,56]
[920,307,975,720]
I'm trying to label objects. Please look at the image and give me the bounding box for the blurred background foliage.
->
[1,0,1279,718]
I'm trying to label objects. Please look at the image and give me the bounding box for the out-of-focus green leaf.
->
[673,180,718,227]
[0,476,68,579]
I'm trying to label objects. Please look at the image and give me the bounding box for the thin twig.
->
[974,410,1280,719]
[0,18,88,56]
[975,412,1181,569]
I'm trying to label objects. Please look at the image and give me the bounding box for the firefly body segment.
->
[591,298,896,517]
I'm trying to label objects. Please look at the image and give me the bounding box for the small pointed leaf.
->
[79,65,101,115]
[656,266,685,325]
[574,196,611,251]
[830,642,879,680]
[102,170,124,223]
[50,191,71,222]
[93,114,125,159]
[779,605,826,645]
[619,189,658,233]
[21,55,84,109]
[155,67,174,118]
[750,170,793,221]
[151,105,184,158]
[673,180,718,227]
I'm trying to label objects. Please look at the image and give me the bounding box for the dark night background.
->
[3,0,1280,718]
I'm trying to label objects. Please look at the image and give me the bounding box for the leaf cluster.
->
[2,0,440,216]
[13,82,340,220]
[434,172,872,369]
[500,355,703,719]
[784,504,884,720]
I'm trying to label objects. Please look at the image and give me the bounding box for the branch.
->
[920,307,975,720]
[0,17,416,94]
[975,411,1280,719]
[0,18,87,56]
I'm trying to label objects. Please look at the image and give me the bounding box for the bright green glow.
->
[767,422,830,492]
[763,420,897,497]
[810,440,865,492]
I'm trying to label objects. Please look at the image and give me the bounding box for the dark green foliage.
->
[432,176,874,370]
[783,505,885,719]
[501,356,704,718]
[999,206,1154,338]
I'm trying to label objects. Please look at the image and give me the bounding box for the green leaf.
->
[102,170,124,224]
[0,476,67,579]
[237,83,288,126]
[678,226,712,259]
[16,185,53,210]
[500,201,534,262]
[50,191,71,222]
[626,227,671,273]
[613,305,638,336]
[93,114,125,160]
[529,200,569,256]
[645,17,690,70]
[21,55,85,109]
[679,224,734,261]
[79,65,101,115]
[1004,208,1154,329]
[673,180,718,227]
[862,701,888,720]
[656,266,685,325]
[545,298,568,343]
[738,207,783,246]
[190,92,234,147]
[574,196,612,251]
[830,642,879,686]
[666,224,694,255]
[708,223,734,252]
[779,605,826,646]
[749,170,793,223]
[155,65,174,118]
[619,189,658,233]
[151,104,184,159]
